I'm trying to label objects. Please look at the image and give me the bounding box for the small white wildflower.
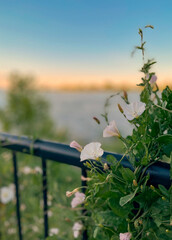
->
[48,210,53,217]
[32,225,39,232]
[21,166,32,175]
[103,120,120,138]
[120,232,132,240]
[80,142,104,162]
[0,186,15,204]
[34,166,42,174]
[50,228,59,236]
[7,228,16,235]
[1,152,11,161]
[123,101,146,120]
[71,192,85,208]
[73,222,83,238]
[20,204,26,211]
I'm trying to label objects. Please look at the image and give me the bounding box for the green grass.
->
[0,149,82,240]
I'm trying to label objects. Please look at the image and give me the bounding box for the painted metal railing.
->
[0,133,170,240]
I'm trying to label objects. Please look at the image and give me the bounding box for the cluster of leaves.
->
[84,27,172,240]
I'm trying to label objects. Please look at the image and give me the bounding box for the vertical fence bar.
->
[12,151,23,240]
[81,168,88,240]
[41,158,48,239]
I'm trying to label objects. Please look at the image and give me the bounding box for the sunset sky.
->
[0,0,172,90]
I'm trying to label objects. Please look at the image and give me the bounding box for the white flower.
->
[20,204,26,211]
[49,228,59,236]
[0,186,15,204]
[34,166,42,174]
[70,141,82,152]
[119,232,132,240]
[7,228,16,235]
[48,210,53,217]
[1,152,11,161]
[73,222,83,238]
[123,101,146,120]
[21,166,32,175]
[32,226,39,232]
[103,120,120,138]
[71,192,85,208]
[80,142,104,162]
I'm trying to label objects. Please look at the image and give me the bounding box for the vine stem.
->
[153,103,172,113]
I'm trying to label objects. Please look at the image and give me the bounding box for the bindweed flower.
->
[150,74,157,84]
[71,192,85,208]
[119,232,132,240]
[66,188,78,197]
[123,101,146,120]
[50,228,59,236]
[80,142,104,162]
[0,186,15,204]
[103,120,120,138]
[73,222,83,238]
[70,141,83,152]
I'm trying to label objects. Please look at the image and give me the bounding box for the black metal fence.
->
[0,133,170,240]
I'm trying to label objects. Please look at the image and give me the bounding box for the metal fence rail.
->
[0,132,170,240]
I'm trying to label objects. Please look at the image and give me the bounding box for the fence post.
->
[81,168,88,240]
[12,151,23,240]
[41,158,49,238]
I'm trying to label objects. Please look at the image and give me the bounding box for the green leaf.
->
[158,185,169,199]
[163,144,172,158]
[140,88,149,104]
[170,153,172,180]
[108,198,129,218]
[119,188,138,206]
[106,155,118,164]
[141,156,148,166]
[120,167,135,182]
[93,227,100,239]
[157,134,172,144]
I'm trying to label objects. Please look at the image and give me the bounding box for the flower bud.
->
[150,185,155,190]
[138,219,143,225]
[70,141,82,152]
[81,175,92,181]
[66,188,78,197]
[162,196,166,201]
[123,90,128,101]
[166,229,169,233]
[85,162,92,168]
[118,104,124,113]
[93,117,100,124]
[133,179,138,186]
[103,163,109,171]
[98,224,103,228]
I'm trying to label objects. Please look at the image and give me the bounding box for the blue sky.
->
[0,0,172,88]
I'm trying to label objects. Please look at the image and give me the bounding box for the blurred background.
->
[0,1,172,239]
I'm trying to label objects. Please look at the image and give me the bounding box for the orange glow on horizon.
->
[0,71,171,91]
